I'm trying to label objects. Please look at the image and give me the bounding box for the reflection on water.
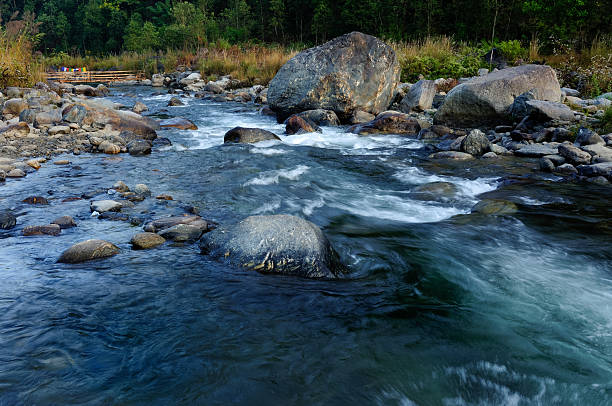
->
[0,87,610,405]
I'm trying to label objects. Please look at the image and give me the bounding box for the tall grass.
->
[0,16,44,88]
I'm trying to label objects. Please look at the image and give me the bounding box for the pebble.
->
[131,232,166,250]
[22,224,61,236]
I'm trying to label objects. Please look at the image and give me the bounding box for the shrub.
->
[0,12,44,87]
[601,107,612,133]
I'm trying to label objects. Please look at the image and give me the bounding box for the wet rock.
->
[98,212,130,221]
[204,83,224,94]
[155,194,173,200]
[144,215,208,233]
[482,152,498,159]
[293,109,340,126]
[22,196,48,205]
[460,129,490,156]
[152,74,165,87]
[268,32,400,121]
[26,159,41,170]
[159,223,205,242]
[132,102,148,113]
[574,128,604,146]
[7,169,26,178]
[285,115,321,135]
[412,182,458,200]
[133,184,151,196]
[577,162,612,178]
[224,127,281,144]
[51,216,77,229]
[95,84,110,97]
[90,200,122,213]
[558,144,592,165]
[581,144,612,163]
[435,65,562,127]
[489,143,510,155]
[514,144,559,157]
[131,232,166,250]
[74,85,96,97]
[167,97,184,106]
[429,151,474,160]
[98,141,121,155]
[0,170,5,182]
[0,211,17,230]
[472,199,518,215]
[543,154,565,166]
[539,157,555,172]
[22,224,61,236]
[200,214,344,279]
[348,111,420,135]
[57,239,119,263]
[112,181,129,192]
[349,110,376,124]
[400,79,435,112]
[127,139,152,156]
[159,117,197,130]
[554,163,578,175]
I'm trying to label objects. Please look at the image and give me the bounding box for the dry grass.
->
[0,24,44,87]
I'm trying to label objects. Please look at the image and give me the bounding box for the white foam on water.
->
[252,200,282,214]
[244,165,310,186]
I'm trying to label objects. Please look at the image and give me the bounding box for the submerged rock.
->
[58,239,119,263]
[159,117,197,130]
[285,115,321,135]
[224,127,280,144]
[51,216,77,229]
[348,111,420,135]
[268,32,400,121]
[131,232,166,250]
[0,211,17,230]
[159,223,206,242]
[22,224,61,236]
[472,199,518,215]
[200,214,344,279]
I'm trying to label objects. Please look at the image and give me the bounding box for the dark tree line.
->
[1,0,610,54]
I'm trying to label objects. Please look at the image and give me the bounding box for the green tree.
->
[269,0,285,41]
[123,13,160,51]
[312,0,332,43]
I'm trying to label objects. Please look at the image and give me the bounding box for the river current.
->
[0,87,611,405]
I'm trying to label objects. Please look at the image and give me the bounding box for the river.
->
[0,86,611,405]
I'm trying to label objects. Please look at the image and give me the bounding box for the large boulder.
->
[200,214,344,279]
[224,127,280,144]
[400,80,436,112]
[460,129,490,156]
[58,239,119,263]
[268,32,400,122]
[285,115,321,135]
[434,64,562,127]
[2,98,28,116]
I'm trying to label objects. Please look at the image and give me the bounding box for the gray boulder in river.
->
[200,214,345,279]
[224,127,280,144]
[434,64,562,127]
[268,32,400,122]
[58,239,120,263]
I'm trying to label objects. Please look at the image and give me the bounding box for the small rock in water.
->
[133,184,151,196]
[156,194,173,201]
[0,211,17,230]
[22,224,61,236]
[429,151,474,160]
[98,141,121,155]
[127,139,152,156]
[539,157,555,172]
[481,152,498,159]
[159,117,197,130]
[51,216,77,229]
[22,196,49,205]
[224,127,281,144]
[90,200,122,213]
[26,159,41,170]
[144,215,208,233]
[472,199,518,215]
[132,102,148,113]
[285,115,321,135]
[113,181,129,192]
[461,129,490,156]
[159,223,205,242]
[167,97,184,106]
[131,232,166,250]
[58,239,120,263]
[7,169,26,178]
[54,160,70,165]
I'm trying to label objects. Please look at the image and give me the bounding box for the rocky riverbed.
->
[1,32,611,405]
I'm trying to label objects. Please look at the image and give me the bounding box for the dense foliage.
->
[1,0,610,54]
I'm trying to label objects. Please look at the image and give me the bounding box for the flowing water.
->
[0,87,611,405]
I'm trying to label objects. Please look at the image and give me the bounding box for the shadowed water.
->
[0,87,610,405]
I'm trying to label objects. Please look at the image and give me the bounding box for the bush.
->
[0,12,43,87]
[601,107,612,133]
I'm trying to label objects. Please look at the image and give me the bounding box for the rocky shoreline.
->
[1,31,611,277]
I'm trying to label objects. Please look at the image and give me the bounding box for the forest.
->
[1,0,610,54]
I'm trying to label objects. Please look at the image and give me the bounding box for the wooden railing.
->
[46,70,145,84]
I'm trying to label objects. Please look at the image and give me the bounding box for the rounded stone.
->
[58,239,120,263]
[131,232,165,250]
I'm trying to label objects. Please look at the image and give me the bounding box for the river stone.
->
[57,239,120,263]
[514,144,559,157]
[98,141,121,155]
[158,223,205,242]
[22,224,61,236]
[348,111,421,135]
[48,125,70,136]
[581,144,612,163]
[131,232,166,250]
[74,85,96,97]
[7,169,26,178]
[285,115,321,135]
[132,102,148,113]
[127,139,152,156]
[461,129,490,156]
[167,97,184,106]
[52,216,77,229]
[558,144,592,165]
[577,162,612,178]
[429,151,475,160]
[19,109,36,124]
[295,109,340,126]
[0,122,30,138]
[472,199,518,215]
[554,163,578,175]
[35,110,62,126]
[144,215,208,233]
[159,117,197,130]
[526,100,577,122]
[113,181,129,192]
[540,157,555,172]
[2,99,28,116]
[23,196,48,205]
[200,214,344,279]
[412,182,458,200]
[268,32,400,122]
[574,128,604,146]
[91,200,122,213]
[133,184,151,196]
[435,65,562,127]
[0,170,5,182]
[509,91,536,121]
[400,79,436,112]
[0,211,17,230]
[349,110,376,124]
[62,104,88,124]
[224,127,281,144]
[95,84,110,97]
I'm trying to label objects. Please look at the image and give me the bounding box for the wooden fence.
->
[45,70,145,84]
